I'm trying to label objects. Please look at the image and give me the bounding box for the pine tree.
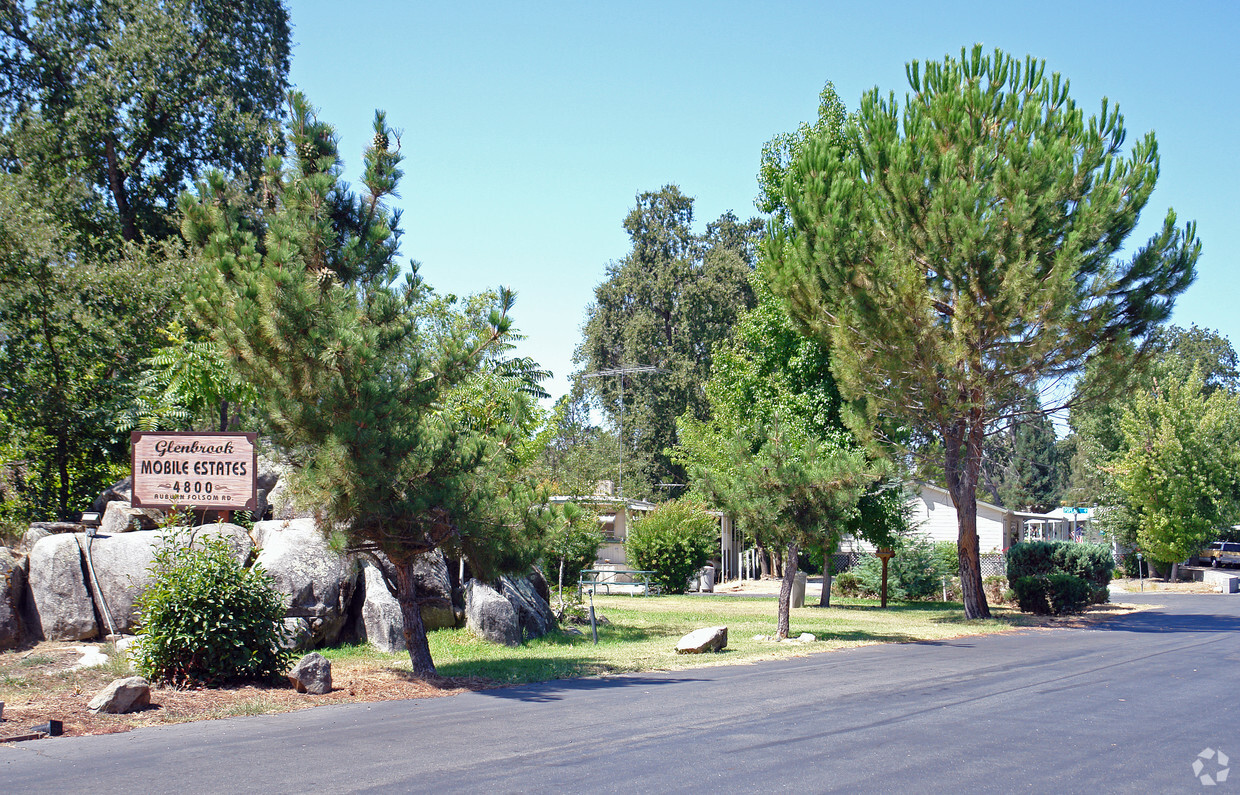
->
[184,94,550,676]
[765,46,1199,618]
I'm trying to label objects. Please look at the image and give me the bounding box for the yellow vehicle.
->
[1194,541,1240,568]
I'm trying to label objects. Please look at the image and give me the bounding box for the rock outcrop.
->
[465,580,521,647]
[500,574,556,641]
[253,519,358,647]
[98,500,162,535]
[355,560,405,654]
[27,534,98,641]
[0,547,26,649]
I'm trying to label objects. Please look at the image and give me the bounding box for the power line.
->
[581,364,666,498]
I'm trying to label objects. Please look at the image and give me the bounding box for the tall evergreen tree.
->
[184,94,551,676]
[577,185,762,497]
[765,46,1199,618]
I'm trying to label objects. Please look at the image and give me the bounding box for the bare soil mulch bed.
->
[0,644,492,742]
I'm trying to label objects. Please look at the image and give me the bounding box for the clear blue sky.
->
[286,0,1238,403]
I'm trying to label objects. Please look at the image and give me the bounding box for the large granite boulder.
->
[465,580,520,647]
[82,524,255,635]
[412,550,457,630]
[79,532,158,635]
[255,457,282,521]
[187,523,255,565]
[28,534,98,641]
[253,519,358,647]
[98,500,162,535]
[91,477,133,515]
[355,560,405,654]
[500,573,556,641]
[260,462,314,521]
[0,547,26,649]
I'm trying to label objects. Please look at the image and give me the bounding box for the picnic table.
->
[578,569,657,597]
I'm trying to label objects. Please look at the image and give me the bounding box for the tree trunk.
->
[943,416,992,620]
[393,557,436,676]
[758,544,771,578]
[1169,561,1179,583]
[819,545,834,607]
[776,542,798,639]
[956,500,989,619]
[557,557,565,618]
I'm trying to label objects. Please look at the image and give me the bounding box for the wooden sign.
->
[131,432,257,511]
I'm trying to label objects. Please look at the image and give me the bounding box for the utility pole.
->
[581,365,665,498]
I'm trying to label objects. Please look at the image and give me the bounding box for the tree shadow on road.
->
[470,671,709,703]
[1087,608,1240,634]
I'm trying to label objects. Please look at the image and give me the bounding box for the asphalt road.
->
[3,592,1237,793]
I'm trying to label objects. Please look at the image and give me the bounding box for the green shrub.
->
[541,502,603,593]
[933,541,959,578]
[1011,575,1051,614]
[625,501,716,595]
[1011,573,1091,615]
[134,531,291,685]
[839,536,943,601]
[1046,573,1092,614]
[1007,541,1112,607]
[833,570,863,597]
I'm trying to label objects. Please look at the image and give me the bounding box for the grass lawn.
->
[385,594,1036,684]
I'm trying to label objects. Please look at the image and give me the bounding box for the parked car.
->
[1194,541,1240,568]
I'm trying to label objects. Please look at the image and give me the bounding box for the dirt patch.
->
[1004,601,1152,630]
[0,643,491,741]
[1110,577,1219,594]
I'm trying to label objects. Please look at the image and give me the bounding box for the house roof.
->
[548,495,657,511]
[915,482,1013,517]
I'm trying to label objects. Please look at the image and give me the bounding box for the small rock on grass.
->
[88,676,151,714]
[676,626,728,654]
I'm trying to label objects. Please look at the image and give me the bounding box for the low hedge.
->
[1011,573,1093,615]
[1006,540,1113,608]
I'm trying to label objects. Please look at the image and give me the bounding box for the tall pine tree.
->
[765,46,1199,618]
[184,94,550,676]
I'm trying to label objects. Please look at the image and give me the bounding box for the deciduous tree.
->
[577,185,762,496]
[1114,371,1240,580]
[677,274,902,636]
[0,0,290,519]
